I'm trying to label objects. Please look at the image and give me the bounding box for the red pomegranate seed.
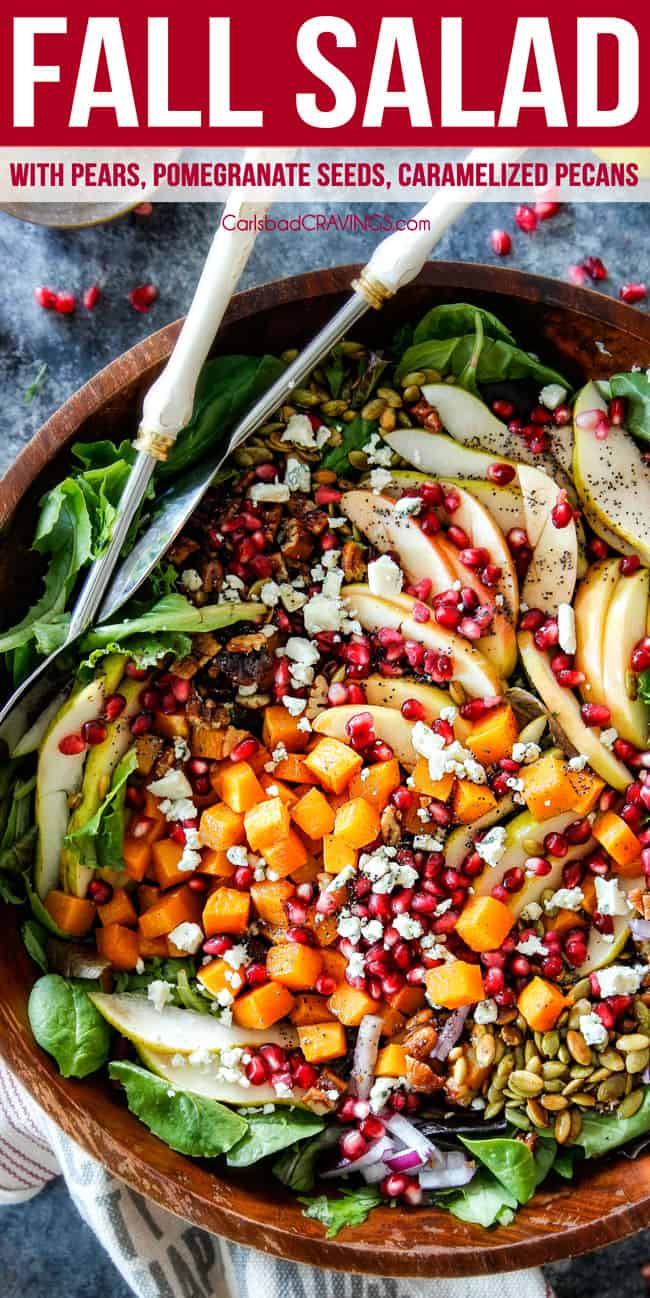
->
[568,264,588,286]
[346,711,376,750]
[519,609,545,632]
[58,733,86,755]
[259,1044,287,1073]
[125,661,148,680]
[54,291,76,315]
[420,510,441,536]
[129,283,158,313]
[244,962,268,988]
[419,483,443,508]
[580,703,611,727]
[233,865,254,890]
[103,693,126,722]
[424,650,453,682]
[526,855,552,876]
[125,785,145,811]
[447,525,471,549]
[584,256,608,281]
[34,285,57,309]
[255,463,278,482]
[535,200,561,220]
[620,282,647,305]
[609,397,626,426]
[435,604,461,630]
[245,1054,270,1086]
[315,974,336,996]
[82,719,107,746]
[544,832,568,858]
[542,954,564,980]
[507,527,530,551]
[551,492,573,529]
[443,489,461,513]
[170,677,190,703]
[511,954,531,977]
[131,712,153,736]
[459,696,501,722]
[483,967,505,995]
[412,602,430,623]
[347,683,367,703]
[621,802,643,829]
[533,618,559,650]
[459,617,482,641]
[621,554,641,576]
[400,698,426,722]
[82,283,100,310]
[229,736,259,763]
[459,547,490,570]
[286,925,314,945]
[285,900,308,925]
[321,530,339,550]
[203,935,233,957]
[486,462,516,486]
[515,204,537,232]
[381,1173,409,1199]
[554,404,572,426]
[491,400,515,420]
[88,879,113,905]
[169,824,186,846]
[490,229,512,256]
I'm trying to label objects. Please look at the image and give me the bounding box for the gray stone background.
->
[1,197,649,1296]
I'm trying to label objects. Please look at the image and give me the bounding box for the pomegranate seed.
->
[584,256,608,281]
[315,485,342,506]
[515,204,537,232]
[314,974,336,997]
[621,554,641,576]
[443,489,461,513]
[631,636,650,673]
[203,935,233,957]
[381,1173,409,1199]
[82,284,100,310]
[519,608,545,631]
[544,832,569,858]
[129,283,158,313]
[599,789,618,813]
[580,703,611,727]
[130,815,154,840]
[510,954,531,977]
[285,900,308,925]
[568,264,588,286]
[187,876,208,893]
[542,954,564,979]
[447,525,471,549]
[321,530,339,550]
[391,786,413,812]
[530,405,552,426]
[551,493,573,529]
[245,1055,270,1085]
[526,855,552,876]
[535,200,561,220]
[487,462,516,485]
[229,736,259,763]
[346,711,375,751]
[58,733,86,756]
[82,719,107,746]
[131,712,153,736]
[435,604,461,630]
[608,397,626,428]
[420,510,441,537]
[459,547,490,571]
[233,866,254,890]
[169,823,186,846]
[34,285,57,309]
[481,564,502,588]
[245,963,268,988]
[621,802,643,830]
[534,619,559,650]
[102,693,126,723]
[554,404,572,426]
[259,1044,287,1073]
[620,282,647,305]
[483,967,505,995]
[490,229,512,256]
[88,879,113,905]
[293,1061,318,1089]
[459,696,501,722]
[54,291,76,315]
[507,528,530,551]
[399,698,425,723]
[125,785,145,811]
[286,926,314,945]
[491,400,515,420]
[125,661,149,680]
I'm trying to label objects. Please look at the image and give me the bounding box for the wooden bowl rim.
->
[2,261,650,1275]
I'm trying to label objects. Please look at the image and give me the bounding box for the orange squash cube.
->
[199,848,236,878]
[250,880,295,926]
[290,993,336,1026]
[259,773,299,806]
[137,884,202,939]
[273,754,319,784]
[139,934,169,958]
[152,838,190,891]
[219,761,265,814]
[319,949,348,984]
[297,1021,347,1063]
[153,712,190,741]
[518,752,578,822]
[593,811,642,869]
[425,960,485,1008]
[197,957,246,1000]
[411,759,455,801]
[375,1042,408,1077]
[262,829,308,879]
[263,705,310,753]
[137,883,160,911]
[377,1004,406,1038]
[98,888,137,929]
[466,704,519,766]
[455,895,515,952]
[244,797,290,851]
[327,984,380,1026]
[123,837,152,882]
[96,922,140,971]
[348,759,401,810]
[303,737,363,794]
[323,835,358,876]
[199,802,246,852]
[232,981,295,1030]
[453,780,498,824]
[202,887,250,936]
[44,890,95,937]
[518,976,568,1031]
[333,796,381,849]
[266,942,323,990]
[141,792,167,843]
[386,985,426,1015]
[291,787,336,839]
[567,766,605,816]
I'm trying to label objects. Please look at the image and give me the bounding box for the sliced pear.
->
[364,674,471,741]
[473,809,594,912]
[573,382,650,563]
[444,797,516,871]
[341,488,457,590]
[10,690,68,758]
[137,1044,304,1107]
[521,508,578,615]
[89,993,298,1053]
[313,704,419,769]
[383,430,515,481]
[343,585,503,698]
[386,470,525,539]
[518,631,630,789]
[601,569,650,747]
[578,875,643,975]
[517,466,559,549]
[574,559,621,707]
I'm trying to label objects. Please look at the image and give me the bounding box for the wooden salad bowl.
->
[2,263,650,1277]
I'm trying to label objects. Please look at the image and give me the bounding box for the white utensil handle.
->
[363,147,526,297]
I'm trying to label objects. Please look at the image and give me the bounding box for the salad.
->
[4,301,650,1238]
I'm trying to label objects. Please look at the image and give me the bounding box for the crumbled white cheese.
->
[148,980,174,1013]
[135,958,145,975]
[512,741,542,765]
[413,833,445,852]
[600,728,618,750]
[282,695,307,716]
[303,593,342,635]
[227,845,249,867]
[568,753,589,772]
[367,554,403,601]
[393,914,424,940]
[249,482,290,504]
[297,716,312,733]
[369,468,393,493]
[411,720,485,785]
[279,583,308,613]
[322,568,344,600]
[358,844,418,894]
[281,413,317,448]
[434,898,453,917]
[394,494,422,518]
[579,1011,609,1047]
[596,964,645,997]
[360,918,384,944]
[475,826,507,868]
[440,706,457,724]
[148,769,193,801]
[337,912,362,943]
[346,950,366,979]
[159,795,197,823]
[516,934,548,957]
[168,922,203,954]
[223,944,249,970]
[557,603,577,655]
[180,568,202,592]
[363,432,393,467]
[369,1076,406,1114]
[545,886,584,912]
[539,383,568,411]
[173,737,191,763]
[520,902,543,922]
[594,876,631,916]
[284,637,319,666]
[474,998,499,1024]
[284,456,311,494]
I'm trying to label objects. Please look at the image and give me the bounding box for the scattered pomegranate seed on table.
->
[514,204,538,232]
[620,282,647,304]
[128,283,158,312]
[490,229,512,255]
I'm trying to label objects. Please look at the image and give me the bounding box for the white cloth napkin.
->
[0,1059,551,1298]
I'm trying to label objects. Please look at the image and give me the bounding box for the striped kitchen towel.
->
[0,1060,551,1298]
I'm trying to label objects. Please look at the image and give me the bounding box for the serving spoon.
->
[0,146,523,742]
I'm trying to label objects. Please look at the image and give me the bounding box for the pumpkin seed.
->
[377,387,402,408]
[348,450,369,469]
[495,1054,515,1085]
[484,1100,505,1120]
[567,1030,592,1066]
[588,1068,611,1085]
[400,371,427,388]
[281,348,300,363]
[616,1033,650,1052]
[618,1089,644,1119]
[505,1106,531,1131]
[396,412,413,428]
[597,1075,626,1103]
[379,408,397,433]
[633,999,650,1029]
[541,1093,569,1111]
[558,1044,571,1064]
[342,410,356,423]
[361,398,387,421]
[563,1078,587,1097]
[292,389,321,407]
[569,1063,593,1080]
[542,1060,569,1080]
[402,385,421,403]
[510,1070,544,1097]
[487,1083,503,1104]
[541,1031,560,1058]
[476,1035,496,1069]
[501,1025,523,1047]
[568,978,592,1003]
[569,1110,583,1141]
[320,400,349,417]
[421,369,442,383]
[526,1099,549,1128]
[571,1092,596,1107]
[341,340,365,355]
[625,1048,650,1074]
[452,1056,468,1086]
[599,1049,625,1072]
[554,1110,572,1144]
[543,1079,566,1094]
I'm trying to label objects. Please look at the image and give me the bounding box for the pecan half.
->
[341,540,366,582]
[405,1056,444,1093]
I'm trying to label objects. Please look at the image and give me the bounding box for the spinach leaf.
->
[109,1061,247,1155]
[459,1135,536,1204]
[273,1129,337,1192]
[324,345,346,398]
[227,1106,324,1168]
[440,1168,517,1228]
[28,974,110,1078]
[175,969,211,1015]
[610,372,650,443]
[300,1186,381,1238]
[82,594,264,651]
[533,1137,558,1188]
[321,416,378,476]
[21,920,49,973]
[25,879,69,938]
[65,749,137,871]
[552,1145,577,1180]
[160,354,285,479]
[638,671,650,706]
[395,335,569,392]
[0,872,24,904]
[350,353,390,409]
[456,311,485,396]
[575,1087,650,1159]
[413,302,516,347]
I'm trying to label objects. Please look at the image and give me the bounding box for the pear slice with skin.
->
[444,796,516,871]
[521,506,578,616]
[383,429,518,481]
[472,809,595,914]
[573,382,650,562]
[364,673,471,741]
[577,874,643,976]
[518,630,631,789]
[136,1044,305,1107]
[343,585,503,699]
[89,992,298,1053]
[574,559,622,707]
[312,703,420,768]
[341,490,516,677]
[517,465,561,549]
[601,568,650,747]
[388,470,525,538]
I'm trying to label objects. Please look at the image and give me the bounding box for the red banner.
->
[1,0,647,146]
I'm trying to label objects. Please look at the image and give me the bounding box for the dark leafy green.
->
[395,334,569,392]
[109,1061,247,1156]
[82,594,263,651]
[28,974,110,1077]
[459,1135,537,1204]
[552,1146,577,1180]
[350,352,390,409]
[273,1129,337,1193]
[175,969,211,1015]
[638,670,650,705]
[300,1186,381,1238]
[21,920,49,973]
[321,416,379,475]
[413,302,516,347]
[324,344,346,398]
[575,1088,650,1159]
[64,749,137,872]
[25,879,69,938]
[79,631,192,681]
[610,372,650,443]
[441,1169,517,1228]
[227,1106,324,1168]
[113,957,199,999]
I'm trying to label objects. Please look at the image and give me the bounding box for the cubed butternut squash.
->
[263,705,310,753]
[199,802,246,852]
[266,942,323,990]
[518,976,568,1030]
[425,960,485,1008]
[322,835,358,876]
[198,848,236,878]
[250,880,294,926]
[291,787,336,838]
[191,725,226,760]
[290,993,336,1026]
[411,759,455,801]
[123,837,152,882]
[348,759,401,810]
[453,780,498,824]
[303,737,363,794]
[567,766,605,816]
[466,704,519,766]
[138,884,203,939]
[44,890,95,937]
[518,752,578,821]
[593,811,642,869]
[273,754,319,785]
[455,895,516,953]
[96,922,140,971]
[197,957,246,1000]
[327,983,380,1026]
[259,773,299,806]
[290,857,322,885]
[377,1004,406,1038]
[202,887,250,936]
[141,792,167,843]
[98,888,137,929]
[139,934,169,958]
[375,1043,408,1077]
[244,797,290,852]
[262,829,308,879]
[333,796,381,849]
[152,838,190,890]
[297,1021,347,1063]
[153,711,190,741]
[319,949,348,984]
[137,883,160,911]
[219,761,265,814]
[312,914,339,947]
[386,985,426,1015]
[232,981,295,1029]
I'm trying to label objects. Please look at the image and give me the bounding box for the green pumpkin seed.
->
[476,1035,496,1069]
[281,348,299,363]
[554,1110,572,1144]
[569,1063,593,1079]
[588,1068,611,1085]
[400,371,427,388]
[484,1100,505,1120]
[625,1048,650,1074]
[526,1099,549,1127]
[320,400,349,417]
[567,1030,592,1066]
[542,1060,568,1080]
[558,1044,571,1064]
[568,978,592,1003]
[616,1033,650,1052]
[541,1093,569,1111]
[348,450,369,469]
[541,1031,560,1058]
[292,388,321,407]
[569,1110,583,1141]
[618,1089,644,1119]
[505,1106,530,1130]
[571,1092,596,1107]
[360,398,387,421]
[510,1070,544,1097]
[379,408,397,433]
[543,1079,566,1094]
[599,1049,624,1072]
[597,1075,626,1103]
[402,385,421,403]
[377,387,402,408]
[563,1078,587,1097]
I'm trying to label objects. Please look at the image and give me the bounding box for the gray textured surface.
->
[0,198,649,1294]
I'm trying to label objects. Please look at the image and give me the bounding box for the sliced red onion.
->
[630,919,650,941]
[419,1151,476,1190]
[385,1147,424,1173]
[643,1063,650,1084]
[385,1113,440,1165]
[351,1013,383,1100]
[320,1135,394,1179]
[431,1006,470,1061]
